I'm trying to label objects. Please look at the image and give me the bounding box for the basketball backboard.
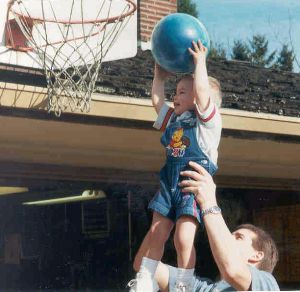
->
[0,0,137,70]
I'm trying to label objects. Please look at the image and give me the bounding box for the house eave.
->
[0,82,299,190]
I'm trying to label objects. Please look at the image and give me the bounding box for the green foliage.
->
[248,34,276,66]
[210,34,295,71]
[177,0,198,18]
[229,34,296,70]
[274,44,295,71]
[231,40,251,61]
[209,42,227,60]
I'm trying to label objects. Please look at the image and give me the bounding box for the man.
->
[132,161,279,291]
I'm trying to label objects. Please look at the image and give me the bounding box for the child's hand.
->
[154,63,172,80]
[188,40,208,65]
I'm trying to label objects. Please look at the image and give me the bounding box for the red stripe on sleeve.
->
[160,108,174,131]
[196,105,216,123]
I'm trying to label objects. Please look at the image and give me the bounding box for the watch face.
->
[202,206,221,217]
[212,206,221,214]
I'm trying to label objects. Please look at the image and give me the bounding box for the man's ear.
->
[249,251,264,264]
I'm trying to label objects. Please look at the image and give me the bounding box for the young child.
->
[128,40,222,292]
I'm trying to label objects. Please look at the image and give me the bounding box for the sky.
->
[193,0,300,71]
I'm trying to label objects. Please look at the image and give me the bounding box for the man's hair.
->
[236,224,279,273]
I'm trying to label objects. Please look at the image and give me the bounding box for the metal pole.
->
[128,190,132,261]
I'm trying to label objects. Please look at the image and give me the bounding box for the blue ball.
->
[151,13,210,73]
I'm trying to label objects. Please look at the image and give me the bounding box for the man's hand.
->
[179,161,217,210]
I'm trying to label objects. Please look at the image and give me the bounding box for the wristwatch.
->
[201,205,222,217]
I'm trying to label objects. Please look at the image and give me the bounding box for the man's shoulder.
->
[193,278,231,292]
[192,266,280,292]
[168,265,215,292]
[168,265,279,292]
[249,266,280,291]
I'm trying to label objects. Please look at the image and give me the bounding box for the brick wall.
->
[139,0,177,42]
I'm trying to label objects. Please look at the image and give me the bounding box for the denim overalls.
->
[149,110,217,223]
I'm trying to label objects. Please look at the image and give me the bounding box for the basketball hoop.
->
[5,0,137,116]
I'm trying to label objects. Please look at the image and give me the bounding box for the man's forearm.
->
[180,162,254,290]
[154,262,170,292]
[203,212,252,290]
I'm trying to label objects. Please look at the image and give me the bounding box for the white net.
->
[7,0,136,116]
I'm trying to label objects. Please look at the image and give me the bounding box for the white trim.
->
[91,93,300,124]
[220,107,300,123]
[0,82,299,137]
[91,92,152,105]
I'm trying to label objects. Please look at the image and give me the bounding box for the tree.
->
[248,34,276,67]
[274,44,295,71]
[209,42,227,60]
[177,0,198,18]
[231,40,251,61]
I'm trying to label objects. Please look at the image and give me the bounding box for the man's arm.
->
[179,161,252,291]
[152,64,171,114]
[155,262,171,292]
[202,204,252,290]
[189,40,210,113]
[249,266,280,291]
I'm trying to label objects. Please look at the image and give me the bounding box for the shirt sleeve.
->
[249,266,280,291]
[195,99,220,129]
[153,103,174,131]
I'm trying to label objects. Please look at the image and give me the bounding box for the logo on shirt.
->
[166,128,190,157]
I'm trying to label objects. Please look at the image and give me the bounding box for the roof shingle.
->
[97,49,300,117]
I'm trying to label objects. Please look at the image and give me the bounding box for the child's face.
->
[173,78,194,115]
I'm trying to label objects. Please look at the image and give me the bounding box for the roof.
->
[97,49,300,118]
[0,49,299,118]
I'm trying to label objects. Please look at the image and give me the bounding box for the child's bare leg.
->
[174,215,198,268]
[129,212,173,292]
[133,211,173,271]
[147,211,174,260]
[173,215,198,291]
[133,230,151,272]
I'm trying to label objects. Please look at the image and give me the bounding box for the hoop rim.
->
[8,0,137,25]
[6,0,137,51]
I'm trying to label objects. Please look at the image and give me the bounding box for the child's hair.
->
[178,75,222,108]
[208,76,222,108]
[178,74,194,83]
